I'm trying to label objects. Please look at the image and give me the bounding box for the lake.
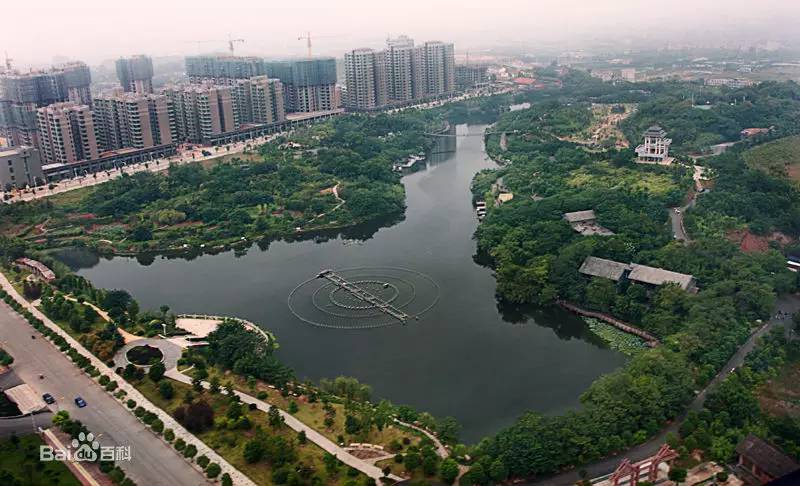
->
[57,124,626,443]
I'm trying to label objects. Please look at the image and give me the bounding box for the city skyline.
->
[5,0,800,67]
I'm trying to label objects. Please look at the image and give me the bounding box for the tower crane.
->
[227,36,244,55]
[296,33,342,60]
[298,32,314,59]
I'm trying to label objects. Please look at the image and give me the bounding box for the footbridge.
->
[316,269,409,323]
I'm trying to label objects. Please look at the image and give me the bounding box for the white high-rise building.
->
[343,48,388,110]
[422,41,456,96]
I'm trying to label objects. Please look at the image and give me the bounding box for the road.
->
[0,303,208,486]
[669,193,697,243]
[526,293,799,486]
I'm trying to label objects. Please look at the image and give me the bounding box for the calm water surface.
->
[58,125,626,443]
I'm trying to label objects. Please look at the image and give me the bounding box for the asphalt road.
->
[526,293,799,486]
[0,302,207,485]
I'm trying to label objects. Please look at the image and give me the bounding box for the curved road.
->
[525,293,798,485]
[0,302,208,485]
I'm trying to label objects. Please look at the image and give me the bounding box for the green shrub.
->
[174,438,186,451]
[164,428,175,442]
[183,444,197,459]
[126,399,136,409]
[196,455,210,468]
[206,463,221,479]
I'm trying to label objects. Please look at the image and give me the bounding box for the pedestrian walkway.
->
[164,367,402,483]
[0,272,255,486]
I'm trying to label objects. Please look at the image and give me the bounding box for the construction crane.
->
[298,32,314,59]
[227,36,244,55]
[296,33,343,60]
[188,35,244,56]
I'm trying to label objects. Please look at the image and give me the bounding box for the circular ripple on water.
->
[288,267,440,329]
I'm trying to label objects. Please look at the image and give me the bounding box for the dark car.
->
[74,396,87,408]
[42,393,55,404]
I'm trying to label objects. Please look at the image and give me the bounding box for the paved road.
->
[526,294,799,486]
[0,412,53,438]
[0,304,208,486]
[669,193,697,244]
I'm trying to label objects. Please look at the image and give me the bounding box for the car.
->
[74,396,87,408]
[42,393,55,404]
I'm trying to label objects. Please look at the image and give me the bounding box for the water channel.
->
[56,124,627,443]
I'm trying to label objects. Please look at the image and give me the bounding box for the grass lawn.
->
[568,162,682,197]
[759,359,800,419]
[199,151,264,169]
[195,367,422,450]
[47,186,93,208]
[0,434,82,485]
[134,377,361,485]
[744,135,800,181]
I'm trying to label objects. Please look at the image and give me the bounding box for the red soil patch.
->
[727,229,793,253]
[68,213,96,220]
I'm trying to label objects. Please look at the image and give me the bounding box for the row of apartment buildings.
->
[185,56,338,113]
[343,36,456,110]
[34,75,286,167]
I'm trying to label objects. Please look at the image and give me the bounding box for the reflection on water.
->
[57,124,626,443]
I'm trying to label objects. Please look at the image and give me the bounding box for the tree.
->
[404,451,421,471]
[669,468,687,485]
[289,400,299,414]
[206,463,221,479]
[159,381,174,400]
[489,459,508,482]
[439,458,459,484]
[268,405,284,428]
[243,439,265,463]
[148,362,166,382]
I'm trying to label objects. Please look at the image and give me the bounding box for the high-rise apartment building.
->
[164,84,237,144]
[343,48,388,111]
[36,102,100,164]
[116,55,155,94]
[186,55,338,113]
[93,92,174,151]
[233,76,286,125]
[422,41,456,96]
[0,146,44,189]
[185,56,268,83]
[0,62,92,147]
[455,64,489,89]
[385,37,425,102]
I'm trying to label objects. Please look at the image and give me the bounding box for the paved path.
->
[113,338,182,370]
[164,366,402,482]
[525,294,800,485]
[0,272,255,486]
[394,419,448,458]
[0,300,208,485]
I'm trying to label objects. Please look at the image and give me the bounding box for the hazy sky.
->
[4,0,800,67]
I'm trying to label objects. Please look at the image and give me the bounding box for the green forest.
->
[0,113,438,254]
[463,73,800,483]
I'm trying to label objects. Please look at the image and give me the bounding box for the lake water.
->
[57,124,626,443]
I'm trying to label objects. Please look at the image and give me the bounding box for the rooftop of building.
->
[736,434,800,479]
[644,125,667,137]
[628,264,695,290]
[579,256,695,289]
[579,257,630,281]
[564,209,597,223]
[0,145,34,157]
